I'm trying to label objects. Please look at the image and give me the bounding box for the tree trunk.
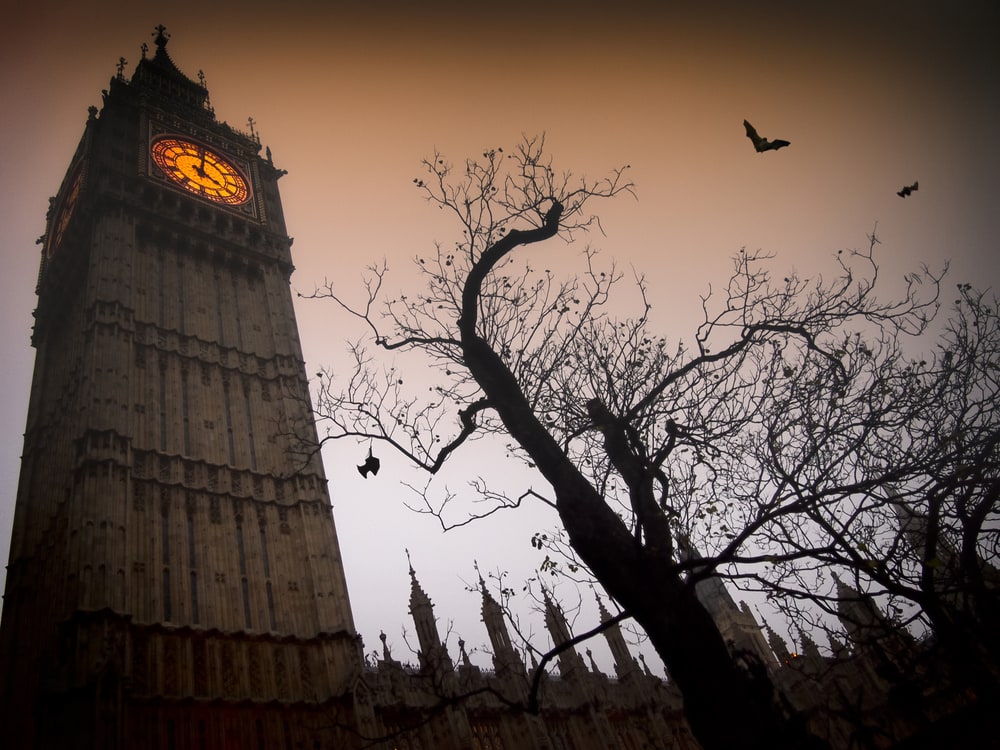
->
[457,205,827,750]
[553,479,825,750]
[460,328,825,749]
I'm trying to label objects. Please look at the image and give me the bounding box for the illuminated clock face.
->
[151,137,250,205]
[48,166,83,258]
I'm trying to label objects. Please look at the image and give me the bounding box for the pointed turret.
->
[128,25,211,114]
[379,630,397,664]
[676,534,741,620]
[828,633,850,660]
[596,596,641,681]
[586,649,604,677]
[833,572,886,644]
[479,576,525,682]
[796,630,826,675]
[765,624,792,665]
[541,588,588,680]
[677,536,777,669]
[833,571,914,672]
[407,557,452,673]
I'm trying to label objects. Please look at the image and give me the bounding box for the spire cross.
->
[247,116,258,142]
[116,57,127,80]
[152,25,169,49]
[140,42,148,59]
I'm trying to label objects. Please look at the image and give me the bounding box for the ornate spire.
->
[407,554,434,622]
[765,624,791,663]
[586,648,604,676]
[405,556,452,673]
[828,632,850,659]
[458,639,474,669]
[796,628,826,674]
[152,24,169,52]
[541,586,587,679]
[126,25,210,114]
[479,574,524,681]
[596,595,641,680]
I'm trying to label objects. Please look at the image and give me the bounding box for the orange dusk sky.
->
[1,1,998,670]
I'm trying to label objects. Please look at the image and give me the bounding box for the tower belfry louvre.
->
[0,27,368,748]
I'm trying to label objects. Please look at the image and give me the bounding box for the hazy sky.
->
[2,1,998,672]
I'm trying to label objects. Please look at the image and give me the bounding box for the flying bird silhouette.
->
[743,119,790,152]
[897,181,919,198]
[357,447,380,478]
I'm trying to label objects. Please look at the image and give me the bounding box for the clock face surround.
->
[151,136,250,205]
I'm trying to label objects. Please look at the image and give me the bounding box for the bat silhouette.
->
[897,181,918,198]
[357,448,380,478]
[743,119,790,152]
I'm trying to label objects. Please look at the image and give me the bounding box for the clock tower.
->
[0,27,369,748]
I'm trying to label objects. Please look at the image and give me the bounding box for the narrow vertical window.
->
[241,577,252,630]
[158,252,166,327]
[161,502,171,566]
[243,379,257,471]
[181,368,191,456]
[231,272,244,348]
[162,500,171,621]
[190,571,199,625]
[214,273,226,346]
[187,511,197,566]
[187,512,199,624]
[177,258,186,335]
[237,523,251,629]
[236,524,247,575]
[223,380,236,466]
[162,568,172,622]
[159,363,168,452]
[266,581,276,631]
[258,524,271,579]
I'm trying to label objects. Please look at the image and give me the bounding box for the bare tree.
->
[722,281,1000,697]
[307,136,970,749]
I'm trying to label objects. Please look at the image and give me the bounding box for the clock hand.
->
[202,167,223,187]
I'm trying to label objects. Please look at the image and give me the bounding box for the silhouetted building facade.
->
[0,28,367,749]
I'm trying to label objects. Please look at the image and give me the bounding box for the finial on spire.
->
[595,594,612,621]
[153,25,169,49]
[196,69,214,113]
[140,42,148,60]
[586,648,603,675]
[472,559,487,590]
[458,638,473,667]
[116,57,128,81]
